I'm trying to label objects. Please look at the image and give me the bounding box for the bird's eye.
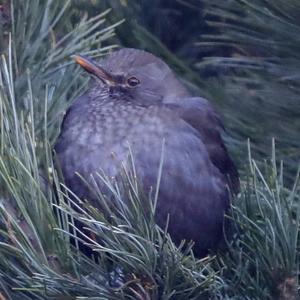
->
[126,76,140,88]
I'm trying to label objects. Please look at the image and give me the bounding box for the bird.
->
[54,48,239,257]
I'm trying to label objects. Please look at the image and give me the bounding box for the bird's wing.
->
[164,96,239,194]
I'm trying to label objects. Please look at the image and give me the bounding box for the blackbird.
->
[55,48,239,257]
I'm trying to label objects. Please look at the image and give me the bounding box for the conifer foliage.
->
[0,1,299,299]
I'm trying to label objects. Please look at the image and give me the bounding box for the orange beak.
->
[73,55,115,85]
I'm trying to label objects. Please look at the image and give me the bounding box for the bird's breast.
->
[84,103,164,146]
[56,102,168,183]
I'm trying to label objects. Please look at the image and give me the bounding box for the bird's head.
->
[73,48,188,105]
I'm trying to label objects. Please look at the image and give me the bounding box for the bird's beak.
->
[73,55,115,85]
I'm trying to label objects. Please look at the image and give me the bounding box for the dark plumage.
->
[55,48,239,256]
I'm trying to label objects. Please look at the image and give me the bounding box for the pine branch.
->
[216,141,300,299]
[0,1,299,299]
